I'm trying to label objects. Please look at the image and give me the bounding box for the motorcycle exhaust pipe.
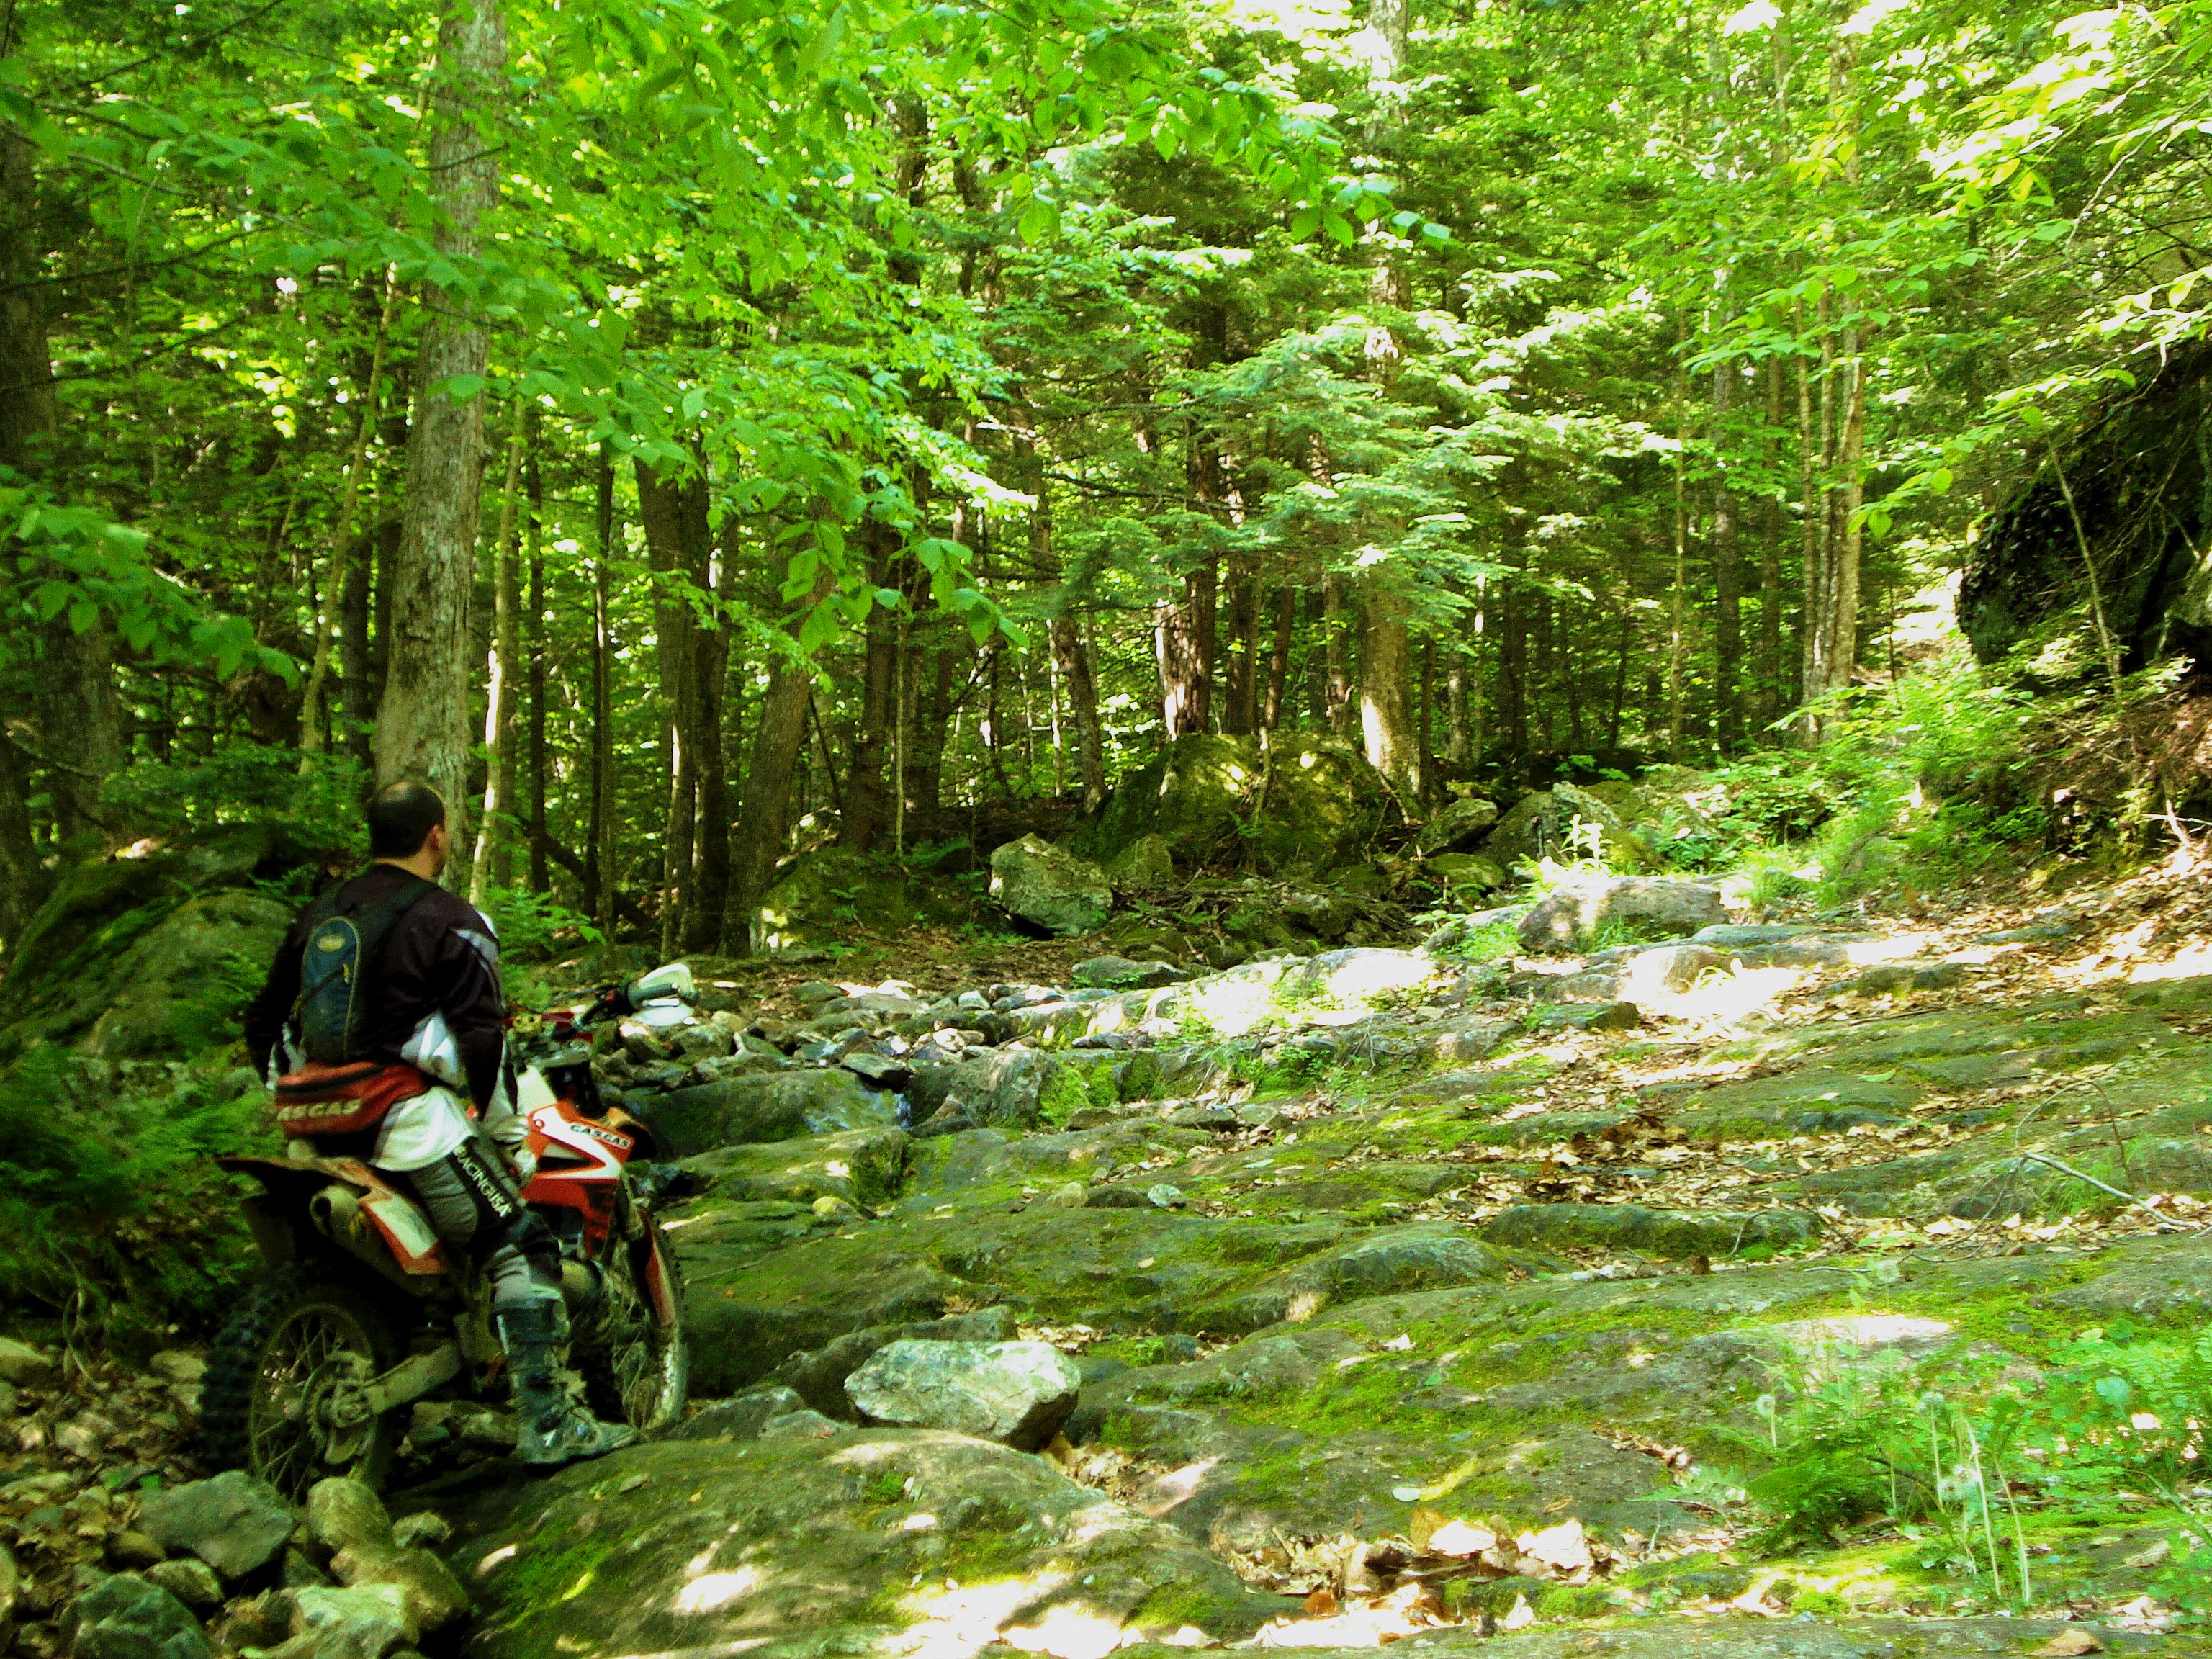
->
[309,1184,387,1267]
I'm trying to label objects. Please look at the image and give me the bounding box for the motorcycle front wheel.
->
[575,1227,688,1435]
[202,1264,405,1499]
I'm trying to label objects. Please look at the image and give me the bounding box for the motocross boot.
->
[498,1302,638,1467]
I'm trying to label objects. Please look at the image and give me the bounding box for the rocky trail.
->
[10,844,2212,1659]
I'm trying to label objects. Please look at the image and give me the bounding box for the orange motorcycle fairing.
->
[519,1099,633,1249]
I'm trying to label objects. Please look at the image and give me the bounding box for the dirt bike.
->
[204,966,693,1497]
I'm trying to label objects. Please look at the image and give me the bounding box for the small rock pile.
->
[77,1472,463,1659]
[590,956,1196,1116]
[0,1333,467,1659]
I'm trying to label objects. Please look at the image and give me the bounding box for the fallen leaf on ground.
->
[1423,1519,1498,1559]
[1517,1517,1593,1573]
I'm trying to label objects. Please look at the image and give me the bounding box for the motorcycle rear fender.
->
[218,1156,451,1285]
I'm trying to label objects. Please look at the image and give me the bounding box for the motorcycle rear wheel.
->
[203,1264,405,1499]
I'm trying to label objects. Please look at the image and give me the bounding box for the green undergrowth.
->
[0,1045,273,1338]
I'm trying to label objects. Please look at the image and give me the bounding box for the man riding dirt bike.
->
[235,781,646,1474]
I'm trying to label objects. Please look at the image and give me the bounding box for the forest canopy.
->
[7,0,2210,952]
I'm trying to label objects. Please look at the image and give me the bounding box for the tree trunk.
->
[1220,551,1260,736]
[1758,356,1786,727]
[1799,292,1832,738]
[1827,333,1867,698]
[1499,587,1529,755]
[525,446,549,893]
[839,519,898,852]
[588,448,617,937]
[1357,579,1423,808]
[635,454,705,946]
[372,0,506,894]
[0,732,43,944]
[1446,652,1470,763]
[302,276,396,762]
[686,515,733,951]
[722,593,825,954]
[1321,575,1353,733]
[338,526,375,768]
[1610,609,1632,748]
[1051,617,1106,811]
[467,423,524,902]
[1711,359,1743,753]
[1262,585,1295,731]
[1564,609,1586,752]
[1668,363,1689,763]
[902,631,958,830]
[1156,559,1216,738]
[1,125,122,842]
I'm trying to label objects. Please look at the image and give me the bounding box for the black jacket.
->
[244,864,506,1109]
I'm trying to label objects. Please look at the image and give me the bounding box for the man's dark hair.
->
[367,781,447,859]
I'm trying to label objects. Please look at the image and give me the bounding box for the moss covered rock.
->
[650,1069,899,1157]
[1480,1203,1823,1259]
[1078,734,1382,876]
[459,1433,1280,1658]
[680,1127,909,1208]
[0,824,321,1063]
[752,848,971,952]
[989,835,1112,935]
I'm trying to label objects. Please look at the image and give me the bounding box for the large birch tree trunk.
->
[373,0,506,891]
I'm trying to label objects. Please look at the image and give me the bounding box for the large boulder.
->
[0,824,315,1064]
[1077,733,1382,877]
[1961,339,2212,672]
[1424,852,1506,898]
[989,835,1112,935]
[1552,783,1660,870]
[459,1435,1280,1659]
[770,1307,1020,1418]
[1273,947,1439,1012]
[1413,795,1499,855]
[1516,876,1728,953]
[1102,833,1175,894]
[750,848,968,953]
[907,1048,1076,1129]
[1478,790,1570,871]
[648,1069,899,1157]
[843,1339,1081,1449]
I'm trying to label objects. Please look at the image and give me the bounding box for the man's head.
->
[367,781,450,873]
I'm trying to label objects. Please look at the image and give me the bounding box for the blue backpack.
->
[296,876,436,1065]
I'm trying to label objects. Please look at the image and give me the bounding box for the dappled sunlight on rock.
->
[673,1565,763,1614]
[999,1601,1133,1659]
[897,1572,1069,1658]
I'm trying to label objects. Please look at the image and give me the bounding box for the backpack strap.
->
[349,875,438,971]
[290,872,439,1038]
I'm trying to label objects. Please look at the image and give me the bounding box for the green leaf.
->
[797,5,848,78]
